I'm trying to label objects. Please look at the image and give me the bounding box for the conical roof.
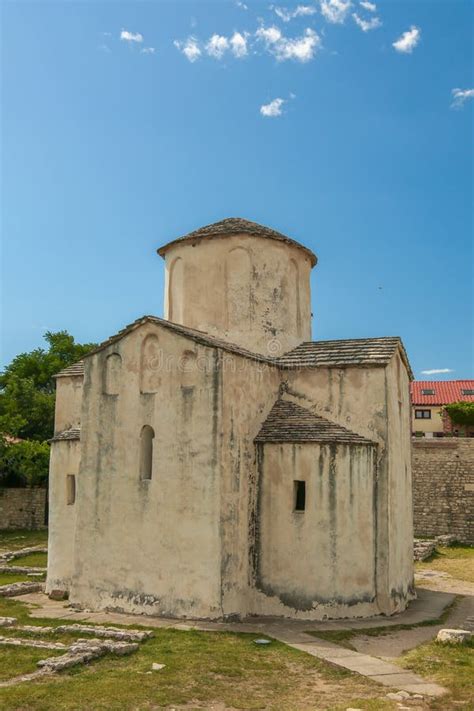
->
[157,217,317,266]
[255,399,376,445]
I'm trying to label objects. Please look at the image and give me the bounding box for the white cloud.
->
[98,43,111,53]
[274,5,317,22]
[230,31,249,57]
[140,47,156,54]
[174,36,201,62]
[278,28,320,61]
[359,0,376,10]
[260,97,286,117]
[451,88,474,109]
[120,29,143,43]
[256,25,283,45]
[392,26,421,54]
[320,0,351,24]
[256,25,321,62]
[353,12,381,31]
[205,34,229,59]
[420,368,454,375]
[235,0,248,8]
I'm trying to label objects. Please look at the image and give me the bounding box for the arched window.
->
[180,349,197,387]
[226,247,251,329]
[140,425,155,481]
[289,259,302,337]
[140,334,161,393]
[66,474,76,505]
[168,257,184,324]
[104,353,122,395]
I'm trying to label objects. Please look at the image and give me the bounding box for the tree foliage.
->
[444,401,474,428]
[0,331,95,442]
[0,436,50,487]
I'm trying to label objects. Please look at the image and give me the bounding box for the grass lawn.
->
[0,531,471,709]
[10,551,48,568]
[0,572,45,586]
[0,646,63,682]
[0,529,48,555]
[0,598,395,711]
[401,638,474,710]
[415,545,474,583]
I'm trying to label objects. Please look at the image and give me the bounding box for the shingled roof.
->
[77,316,279,365]
[255,400,376,445]
[276,337,413,379]
[50,428,81,443]
[411,380,474,406]
[157,217,318,267]
[53,327,412,380]
[54,361,85,378]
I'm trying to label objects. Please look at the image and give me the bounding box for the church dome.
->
[157,217,317,267]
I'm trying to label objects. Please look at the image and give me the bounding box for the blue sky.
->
[2,0,472,378]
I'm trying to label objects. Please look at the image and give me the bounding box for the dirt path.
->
[415,570,474,597]
[350,593,474,659]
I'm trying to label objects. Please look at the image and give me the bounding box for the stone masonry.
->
[412,439,474,544]
[0,488,47,530]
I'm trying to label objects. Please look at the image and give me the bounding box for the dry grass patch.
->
[401,637,474,710]
[0,597,398,711]
[416,545,474,583]
[0,529,48,554]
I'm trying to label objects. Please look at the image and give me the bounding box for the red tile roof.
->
[411,380,474,405]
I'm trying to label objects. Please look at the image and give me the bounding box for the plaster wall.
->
[219,353,281,617]
[385,353,415,610]
[281,356,413,615]
[54,375,83,433]
[69,323,224,618]
[255,442,377,617]
[163,234,312,356]
[46,439,80,592]
[411,407,443,434]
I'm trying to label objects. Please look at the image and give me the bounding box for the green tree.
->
[444,401,474,436]
[0,331,95,441]
[0,436,50,487]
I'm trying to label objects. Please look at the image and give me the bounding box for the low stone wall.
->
[0,488,47,530]
[412,439,474,544]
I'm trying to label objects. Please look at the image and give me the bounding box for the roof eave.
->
[157,232,317,267]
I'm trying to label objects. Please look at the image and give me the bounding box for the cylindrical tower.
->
[157,218,317,357]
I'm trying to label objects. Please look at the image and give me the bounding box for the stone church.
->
[47,218,414,620]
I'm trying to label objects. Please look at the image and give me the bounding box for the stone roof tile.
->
[50,428,81,443]
[55,324,412,380]
[276,337,413,379]
[255,399,376,445]
[54,361,85,378]
[157,217,317,267]
[81,315,278,365]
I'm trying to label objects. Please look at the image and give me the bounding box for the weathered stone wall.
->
[163,233,313,357]
[0,488,47,530]
[412,439,474,544]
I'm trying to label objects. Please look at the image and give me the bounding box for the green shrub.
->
[0,437,50,488]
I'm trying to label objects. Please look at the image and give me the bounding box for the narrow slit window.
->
[66,475,76,505]
[140,425,155,480]
[294,480,306,512]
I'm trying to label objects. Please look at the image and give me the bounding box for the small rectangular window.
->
[421,389,435,395]
[66,474,76,505]
[461,389,474,396]
[415,409,431,419]
[294,480,306,512]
